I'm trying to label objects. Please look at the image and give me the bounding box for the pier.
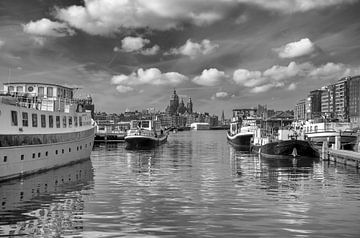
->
[321,140,360,168]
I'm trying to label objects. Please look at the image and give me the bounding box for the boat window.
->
[47,87,53,98]
[56,116,60,128]
[8,86,14,92]
[41,114,46,128]
[38,87,45,97]
[141,121,150,128]
[16,86,24,92]
[69,116,72,127]
[49,115,54,128]
[11,111,18,126]
[79,116,82,126]
[32,113,38,127]
[22,112,28,127]
[74,116,78,127]
[314,126,318,132]
[63,116,67,128]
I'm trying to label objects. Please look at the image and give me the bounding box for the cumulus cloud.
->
[55,0,230,35]
[166,39,219,58]
[235,0,356,13]
[233,61,360,93]
[212,91,230,100]
[274,38,316,58]
[23,18,75,37]
[116,36,160,55]
[111,68,188,93]
[121,36,149,52]
[192,68,227,86]
[116,85,134,93]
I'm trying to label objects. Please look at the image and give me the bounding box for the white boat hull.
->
[0,127,95,182]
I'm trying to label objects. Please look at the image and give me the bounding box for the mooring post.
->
[322,141,328,160]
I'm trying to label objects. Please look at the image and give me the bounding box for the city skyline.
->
[1,0,360,117]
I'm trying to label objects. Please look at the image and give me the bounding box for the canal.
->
[1,130,360,237]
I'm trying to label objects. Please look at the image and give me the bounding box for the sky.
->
[1,0,360,117]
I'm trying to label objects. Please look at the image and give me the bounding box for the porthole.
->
[28,86,34,92]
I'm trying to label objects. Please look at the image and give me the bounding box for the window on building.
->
[32,113,38,127]
[74,116,78,127]
[41,114,46,128]
[79,116,82,126]
[69,117,72,127]
[56,116,60,128]
[49,115,54,128]
[38,87,44,97]
[11,111,18,126]
[47,87,53,98]
[22,112,28,127]
[63,116,67,128]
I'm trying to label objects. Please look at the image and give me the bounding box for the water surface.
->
[1,130,360,237]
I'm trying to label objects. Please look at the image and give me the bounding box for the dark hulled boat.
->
[125,120,168,149]
[257,139,319,158]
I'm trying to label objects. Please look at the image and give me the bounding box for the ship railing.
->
[0,92,88,113]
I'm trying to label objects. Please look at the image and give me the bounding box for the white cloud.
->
[233,69,263,87]
[116,85,134,93]
[55,0,230,36]
[23,18,75,37]
[111,68,188,93]
[192,68,227,86]
[212,91,230,100]
[287,83,297,90]
[263,61,308,81]
[167,39,219,58]
[250,84,274,93]
[309,62,345,79]
[141,45,160,55]
[117,37,160,55]
[275,38,316,58]
[235,0,356,13]
[121,36,150,52]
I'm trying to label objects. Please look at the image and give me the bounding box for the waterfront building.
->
[294,99,306,121]
[306,89,323,120]
[348,75,360,125]
[232,108,257,119]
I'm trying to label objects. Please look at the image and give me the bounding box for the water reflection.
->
[0,159,94,237]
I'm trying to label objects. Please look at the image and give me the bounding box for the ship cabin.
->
[0,82,93,138]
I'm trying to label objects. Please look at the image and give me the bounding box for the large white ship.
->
[0,82,96,181]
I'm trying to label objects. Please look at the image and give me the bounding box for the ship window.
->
[56,150,58,155]
[47,87,53,98]
[49,115,54,128]
[32,113,38,127]
[32,153,35,158]
[11,111,18,126]
[69,117,72,127]
[314,126,318,132]
[63,116,67,128]
[41,114,46,128]
[45,151,48,156]
[21,155,24,160]
[3,156,7,162]
[22,112,28,127]
[79,116,82,126]
[8,86,14,92]
[38,87,44,97]
[56,116,60,128]
[69,148,71,152]
[38,152,41,158]
[62,149,64,154]
[16,86,24,92]
[74,116,78,127]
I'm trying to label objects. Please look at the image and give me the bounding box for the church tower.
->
[186,97,193,114]
[169,89,179,115]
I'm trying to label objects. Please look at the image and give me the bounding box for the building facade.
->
[349,76,360,124]
[294,99,306,121]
